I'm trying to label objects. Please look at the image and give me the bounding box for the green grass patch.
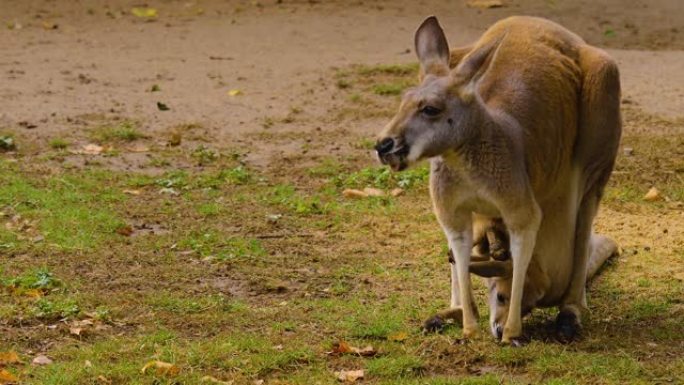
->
[263,184,332,215]
[49,138,69,150]
[148,293,231,314]
[372,81,414,96]
[629,298,672,320]
[1,267,61,290]
[92,121,144,142]
[532,350,644,383]
[32,297,81,320]
[355,63,419,77]
[367,354,424,378]
[336,165,429,190]
[0,164,125,249]
[177,230,266,262]
[0,134,16,151]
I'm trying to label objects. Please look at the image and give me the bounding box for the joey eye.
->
[496,293,507,305]
[420,105,442,117]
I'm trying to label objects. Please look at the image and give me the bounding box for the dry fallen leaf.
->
[116,225,134,236]
[141,360,180,376]
[390,188,404,197]
[81,144,104,155]
[342,189,368,198]
[0,351,21,365]
[228,89,242,96]
[388,331,409,342]
[0,369,18,384]
[123,189,142,196]
[643,187,662,201]
[329,340,377,357]
[362,187,385,197]
[69,327,83,336]
[32,354,53,366]
[41,21,58,30]
[467,0,505,9]
[335,369,364,382]
[201,375,233,384]
[97,375,112,384]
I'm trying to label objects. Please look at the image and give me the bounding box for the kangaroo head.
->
[376,16,495,170]
[471,258,547,339]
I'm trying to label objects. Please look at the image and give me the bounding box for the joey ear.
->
[469,260,512,278]
[453,32,506,83]
[414,16,450,76]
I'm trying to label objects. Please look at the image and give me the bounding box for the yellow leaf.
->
[0,369,18,384]
[388,331,409,342]
[131,7,158,18]
[141,360,180,376]
[0,351,21,365]
[9,287,43,298]
[466,0,505,9]
[22,289,43,298]
[201,375,233,384]
[227,89,242,96]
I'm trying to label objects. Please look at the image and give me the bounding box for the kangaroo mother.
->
[376,16,621,344]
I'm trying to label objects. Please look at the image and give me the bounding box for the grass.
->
[91,121,145,142]
[331,63,419,120]
[0,63,682,385]
[0,163,126,249]
[0,135,16,152]
[48,138,69,149]
[372,81,414,96]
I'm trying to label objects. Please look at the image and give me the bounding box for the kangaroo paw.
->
[423,308,463,333]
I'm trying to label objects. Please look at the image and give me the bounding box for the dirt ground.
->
[0,1,683,384]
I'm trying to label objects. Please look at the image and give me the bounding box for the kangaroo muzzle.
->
[375,137,409,171]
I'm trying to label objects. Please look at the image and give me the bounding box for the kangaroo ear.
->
[415,16,450,76]
[469,260,512,278]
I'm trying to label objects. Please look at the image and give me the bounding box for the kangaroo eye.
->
[420,106,442,117]
[496,293,507,305]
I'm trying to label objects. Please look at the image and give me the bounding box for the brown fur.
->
[376,16,621,342]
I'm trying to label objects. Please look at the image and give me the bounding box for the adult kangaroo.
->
[375,16,621,344]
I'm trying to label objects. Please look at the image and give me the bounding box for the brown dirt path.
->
[1,0,683,158]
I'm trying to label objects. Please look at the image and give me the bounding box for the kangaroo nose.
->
[375,137,395,155]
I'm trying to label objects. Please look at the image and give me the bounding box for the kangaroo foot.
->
[555,310,581,343]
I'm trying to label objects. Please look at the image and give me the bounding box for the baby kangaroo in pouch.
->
[376,16,621,344]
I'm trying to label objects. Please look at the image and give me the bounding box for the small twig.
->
[254,233,314,239]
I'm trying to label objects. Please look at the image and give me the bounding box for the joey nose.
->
[375,137,395,156]
[495,325,503,340]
